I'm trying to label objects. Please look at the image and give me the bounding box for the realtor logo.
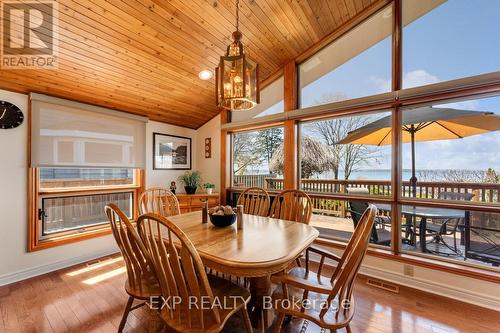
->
[1,0,58,69]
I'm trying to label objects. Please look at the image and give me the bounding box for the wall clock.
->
[0,101,24,129]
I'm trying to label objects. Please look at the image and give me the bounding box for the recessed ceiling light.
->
[198,70,213,80]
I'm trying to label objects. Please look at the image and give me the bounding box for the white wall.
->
[195,115,221,191]
[146,121,197,192]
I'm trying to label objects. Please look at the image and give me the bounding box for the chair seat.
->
[375,228,391,244]
[125,273,161,299]
[160,274,251,333]
[272,267,354,330]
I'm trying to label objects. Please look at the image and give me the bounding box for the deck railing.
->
[233,175,500,217]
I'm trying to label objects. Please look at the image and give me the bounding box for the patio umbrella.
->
[337,107,500,196]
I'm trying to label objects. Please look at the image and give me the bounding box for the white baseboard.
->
[359,265,500,311]
[0,248,120,286]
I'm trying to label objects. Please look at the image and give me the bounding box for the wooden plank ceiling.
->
[0,0,378,129]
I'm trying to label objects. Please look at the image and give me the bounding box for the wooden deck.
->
[309,214,495,265]
[0,254,498,332]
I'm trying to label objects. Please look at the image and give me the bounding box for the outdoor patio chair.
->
[346,187,391,246]
[425,191,474,254]
[466,211,500,266]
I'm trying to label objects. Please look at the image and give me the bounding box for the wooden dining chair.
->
[138,187,180,216]
[269,190,313,224]
[270,205,377,333]
[237,187,271,216]
[105,204,161,332]
[136,213,253,333]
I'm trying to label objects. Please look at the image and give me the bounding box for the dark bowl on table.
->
[209,213,236,227]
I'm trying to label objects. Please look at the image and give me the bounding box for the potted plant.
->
[179,171,201,194]
[203,182,215,194]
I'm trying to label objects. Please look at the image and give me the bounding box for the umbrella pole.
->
[410,125,417,197]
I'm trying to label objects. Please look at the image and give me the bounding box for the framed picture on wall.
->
[153,133,192,170]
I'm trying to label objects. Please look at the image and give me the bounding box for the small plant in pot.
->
[203,183,215,194]
[179,171,201,194]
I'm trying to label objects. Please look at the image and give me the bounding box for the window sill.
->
[314,237,500,284]
[28,226,113,252]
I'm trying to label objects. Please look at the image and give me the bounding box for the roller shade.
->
[30,93,147,168]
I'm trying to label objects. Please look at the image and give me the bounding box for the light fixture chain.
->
[235,0,240,32]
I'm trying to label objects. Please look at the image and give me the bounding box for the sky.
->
[256,0,500,174]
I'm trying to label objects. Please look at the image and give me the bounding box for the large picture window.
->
[298,111,392,247]
[403,0,500,89]
[225,1,500,276]
[232,127,284,189]
[399,95,500,267]
[300,5,392,108]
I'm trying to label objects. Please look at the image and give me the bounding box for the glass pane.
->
[403,0,500,88]
[299,111,392,196]
[42,192,133,236]
[311,198,391,247]
[300,5,392,108]
[232,127,284,188]
[231,76,284,122]
[400,205,500,269]
[40,168,135,189]
[401,96,500,205]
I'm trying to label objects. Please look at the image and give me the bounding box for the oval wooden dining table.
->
[167,211,319,332]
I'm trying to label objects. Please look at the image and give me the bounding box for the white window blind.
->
[30,93,147,168]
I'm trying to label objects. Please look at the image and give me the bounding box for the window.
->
[401,96,500,205]
[232,127,284,189]
[299,111,392,247]
[399,205,500,268]
[403,0,500,89]
[230,76,284,122]
[33,168,142,248]
[300,5,392,108]
[299,111,392,195]
[41,191,133,237]
[29,94,146,251]
[40,168,135,189]
[400,95,500,267]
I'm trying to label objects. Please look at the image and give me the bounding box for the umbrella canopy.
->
[337,107,500,146]
[337,106,500,196]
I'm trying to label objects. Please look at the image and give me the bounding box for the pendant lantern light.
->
[215,0,260,111]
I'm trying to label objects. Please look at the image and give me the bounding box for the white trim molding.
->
[359,264,500,311]
[0,249,119,286]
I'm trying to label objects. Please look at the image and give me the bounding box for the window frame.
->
[222,0,500,281]
[28,168,144,252]
[229,124,285,190]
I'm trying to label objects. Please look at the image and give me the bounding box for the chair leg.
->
[119,296,134,332]
[241,307,253,333]
[273,313,285,333]
[345,324,352,333]
[295,257,302,267]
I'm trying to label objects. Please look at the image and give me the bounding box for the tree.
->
[232,132,261,175]
[269,136,335,178]
[312,93,380,179]
[255,127,283,165]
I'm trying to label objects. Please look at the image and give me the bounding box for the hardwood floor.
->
[0,254,498,333]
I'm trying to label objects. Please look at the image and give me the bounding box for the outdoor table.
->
[376,204,465,253]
